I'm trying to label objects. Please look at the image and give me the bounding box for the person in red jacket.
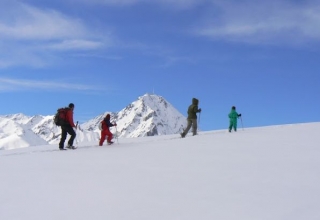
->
[99,114,117,146]
[59,103,77,150]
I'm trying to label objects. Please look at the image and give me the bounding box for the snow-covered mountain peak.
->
[115,93,186,137]
[1,113,30,124]
[83,93,187,138]
[0,114,48,150]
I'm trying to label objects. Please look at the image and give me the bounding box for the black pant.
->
[59,125,76,149]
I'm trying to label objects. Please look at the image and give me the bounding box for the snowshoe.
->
[66,145,77,149]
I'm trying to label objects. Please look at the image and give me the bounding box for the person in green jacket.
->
[181,98,202,138]
[228,106,241,132]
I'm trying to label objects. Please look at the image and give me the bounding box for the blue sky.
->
[0,0,319,131]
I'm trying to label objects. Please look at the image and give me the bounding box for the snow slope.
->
[1,122,320,220]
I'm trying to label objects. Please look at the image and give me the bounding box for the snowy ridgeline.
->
[1,122,320,220]
[0,94,187,150]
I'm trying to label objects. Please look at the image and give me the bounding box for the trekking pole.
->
[197,112,201,135]
[75,121,79,147]
[115,125,119,144]
[240,116,244,131]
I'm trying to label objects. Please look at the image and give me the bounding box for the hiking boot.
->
[59,148,66,150]
[107,141,114,145]
[180,133,185,138]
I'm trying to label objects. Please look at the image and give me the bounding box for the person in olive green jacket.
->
[228,106,241,132]
[181,98,202,138]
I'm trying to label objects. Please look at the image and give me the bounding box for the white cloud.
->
[0,41,48,68]
[45,40,104,51]
[157,0,204,9]
[90,0,140,5]
[0,2,111,68]
[195,0,320,45]
[0,60,14,69]
[0,77,105,92]
[0,3,88,40]
[74,0,204,9]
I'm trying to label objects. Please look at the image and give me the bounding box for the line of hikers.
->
[180,98,241,138]
[56,99,241,150]
[55,103,116,150]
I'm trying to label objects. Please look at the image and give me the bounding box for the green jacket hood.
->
[192,98,199,105]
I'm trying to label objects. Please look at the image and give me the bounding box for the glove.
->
[114,123,117,126]
[198,108,202,113]
[238,114,242,117]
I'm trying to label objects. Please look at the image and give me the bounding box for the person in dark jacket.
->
[59,103,77,150]
[228,106,241,132]
[180,98,201,138]
[99,114,117,146]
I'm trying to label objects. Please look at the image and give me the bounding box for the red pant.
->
[99,129,113,146]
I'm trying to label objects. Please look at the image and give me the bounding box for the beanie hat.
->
[69,103,75,108]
